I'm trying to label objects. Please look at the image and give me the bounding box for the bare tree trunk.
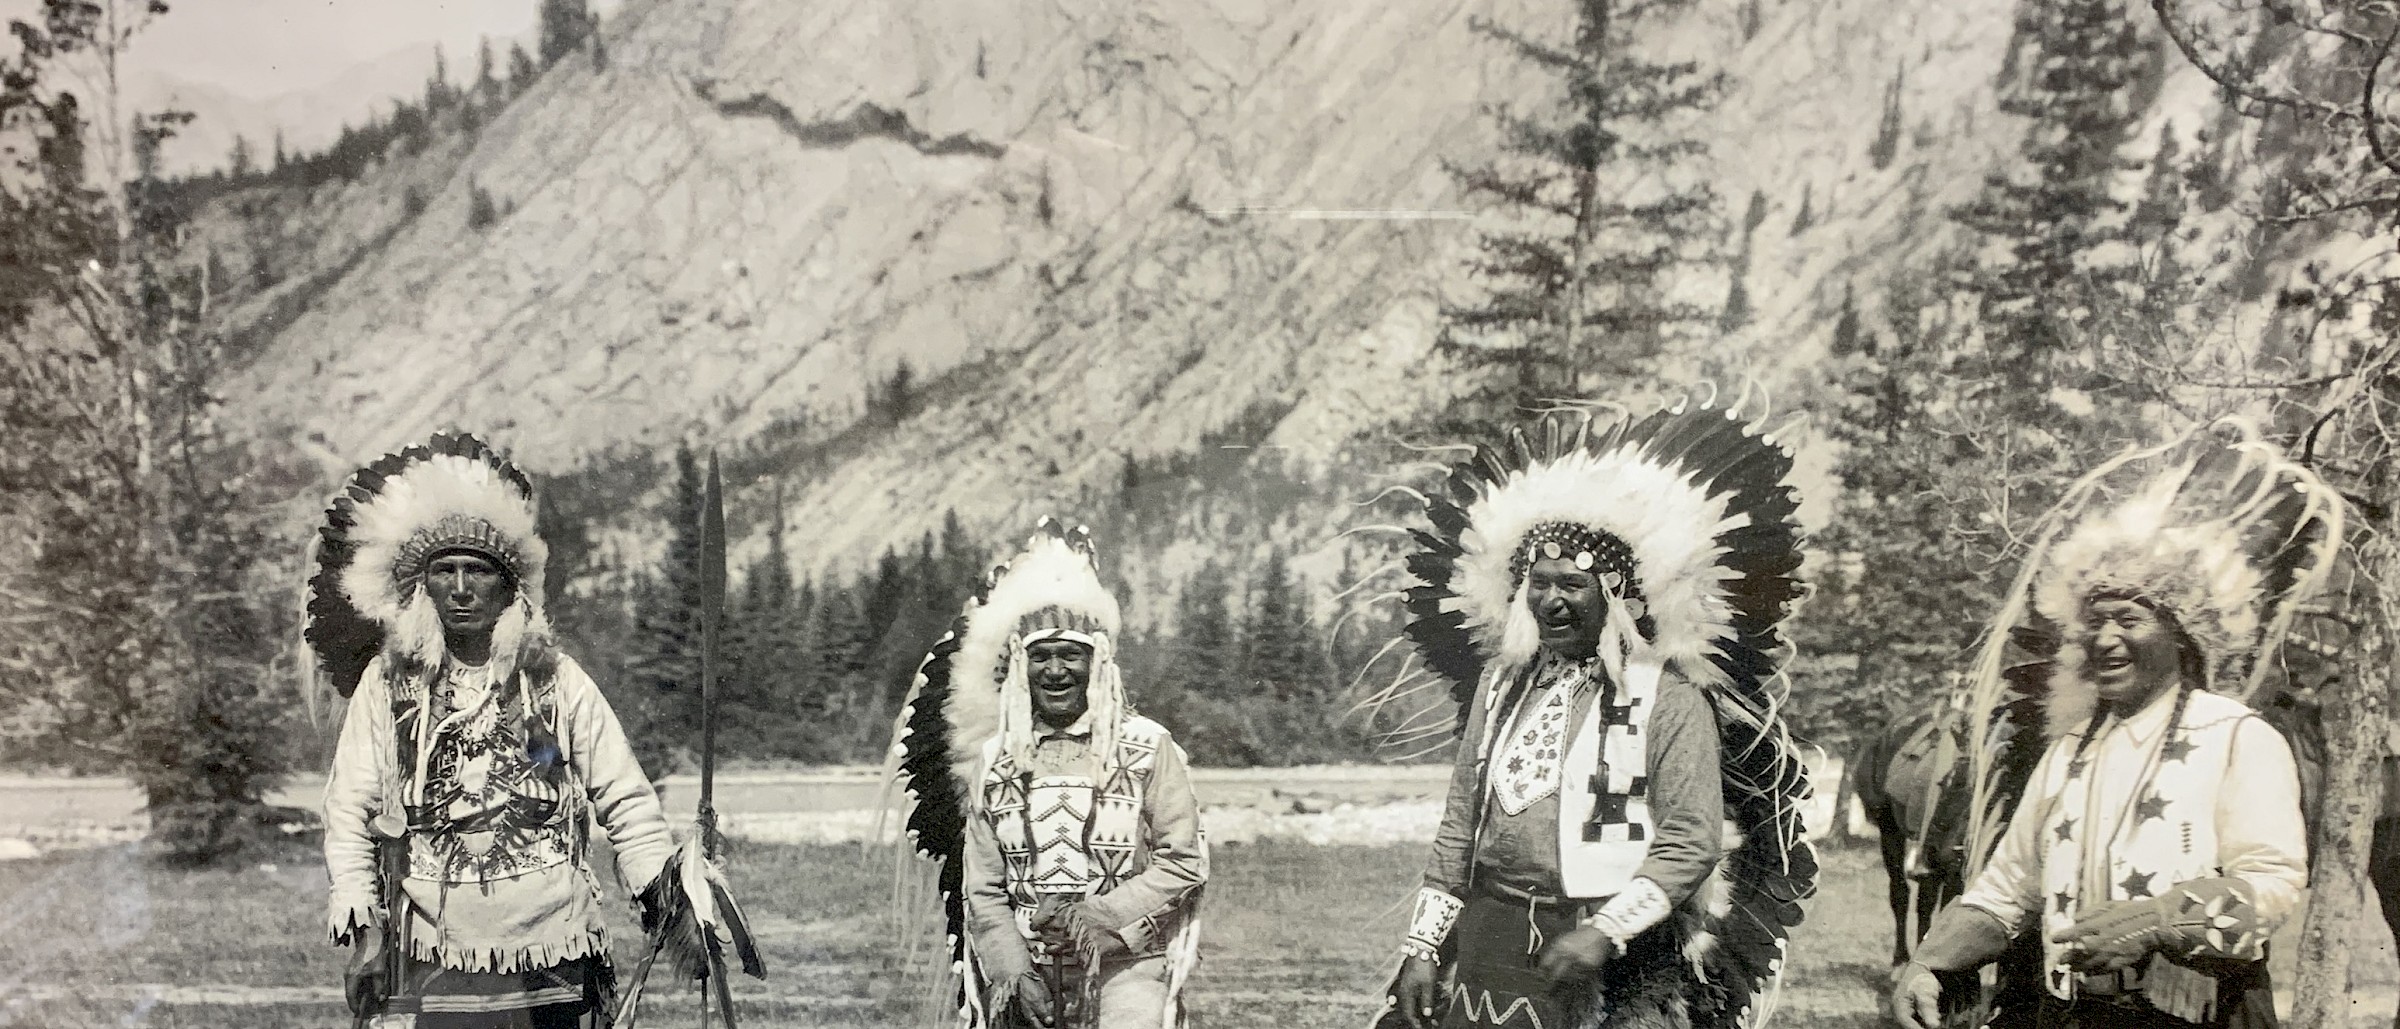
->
[2292,440,2397,1028]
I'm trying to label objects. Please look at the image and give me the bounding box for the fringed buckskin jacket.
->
[323,650,676,973]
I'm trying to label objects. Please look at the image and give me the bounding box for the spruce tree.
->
[539,0,594,68]
[1165,561,1251,764]
[803,587,874,761]
[1805,0,2168,742]
[631,446,706,764]
[1439,0,1727,420]
[508,43,539,98]
[0,1,291,863]
[726,500,810,759]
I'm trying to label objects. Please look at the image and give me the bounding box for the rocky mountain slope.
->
[196,0,2298,603]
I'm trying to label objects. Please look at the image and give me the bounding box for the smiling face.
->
[425,550,512,646]
[1026,638,1094,728]
[2075,595,2185,712]
[1525,556,1608,660]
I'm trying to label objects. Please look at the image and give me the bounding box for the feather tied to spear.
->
[618,453,766,1027]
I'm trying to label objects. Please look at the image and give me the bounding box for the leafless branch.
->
[2361,21,2400,178]
[2151,0,2361,122]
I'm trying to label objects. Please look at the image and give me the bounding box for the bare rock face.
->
[222,0,2205,574]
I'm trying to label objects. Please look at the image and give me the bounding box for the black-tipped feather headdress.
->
[1376,390,1816,1029]
[883,519,1189,1028]
[305,432,549,698]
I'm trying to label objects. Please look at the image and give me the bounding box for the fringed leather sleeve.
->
[1080,735,1208,949]
[323,665,394,944]
[558,656,677,893]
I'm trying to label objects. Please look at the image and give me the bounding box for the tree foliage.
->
[1438,0,1726,420]
[0,0,295,864]
[1797,0,2172,748]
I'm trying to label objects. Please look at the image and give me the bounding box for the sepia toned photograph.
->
[3,0,2398,1027]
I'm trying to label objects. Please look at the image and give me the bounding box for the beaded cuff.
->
[1582,877,1670,948]
[1401,887,1465,962]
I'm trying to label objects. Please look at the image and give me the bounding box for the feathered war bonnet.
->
[880,518,1128,1028]
[305,432,553,697]
[1401,391,1808,699]
[1959,418,2343,863]
[947,519,1127,790]
[1385,390,1814,1029]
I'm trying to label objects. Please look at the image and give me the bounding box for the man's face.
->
[1525,557,1607,660]
[1027,638,1093,728]
[426,551,512,642]
[2076,596,2183,709]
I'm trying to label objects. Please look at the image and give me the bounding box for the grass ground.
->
[0,835,1913,1029]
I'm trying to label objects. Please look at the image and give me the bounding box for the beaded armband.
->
[1401,887,1465,963]
[1581,877,1670,949]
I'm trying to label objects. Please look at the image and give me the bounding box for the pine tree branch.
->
[1466,16,1581,71]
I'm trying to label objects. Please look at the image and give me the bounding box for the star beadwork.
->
[2054,818,2075,844]
[2135,792,2169,823]
[2120,870,2155,899]
[2055,890,2073,914]
[2161,736,2197,763]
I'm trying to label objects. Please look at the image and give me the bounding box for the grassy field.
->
[0,834,1910,1029]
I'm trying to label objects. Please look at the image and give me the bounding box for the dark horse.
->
[1848,702,2043,1028]
[1848,703,1972,967]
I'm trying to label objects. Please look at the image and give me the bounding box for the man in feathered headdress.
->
[1893,420,2337,1029]
[312,433,689,1029]
[891,519,1208,1029]
[1375,395,1815,1029]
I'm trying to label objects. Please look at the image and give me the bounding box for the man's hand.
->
[1534,926,1616,986]
[343,933,386,1017]
[2052,897,2175,973]
[1027,895,1076,949]
[1012,970,1057,1028]
[1392,953,1442,1029]
[1060,901,1129,959]
[1890,961,1944,1029]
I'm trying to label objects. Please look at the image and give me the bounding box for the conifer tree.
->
[0,0,292,863]
[508,42,539,98]
[539,0,594,68]
[803,586,874,761]
[1439,0,1726,420]
[475,36,499,109]
[631,446,706,762]
[1805,0,2170,740]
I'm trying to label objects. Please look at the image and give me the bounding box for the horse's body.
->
[1850,706,2043,1027]
[1850,706,1972,966]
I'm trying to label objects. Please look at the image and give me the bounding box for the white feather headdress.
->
[1382,391,1813,1029]
[1961,417,2343,861]
[306,433,551,695]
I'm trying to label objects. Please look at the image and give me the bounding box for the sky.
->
[1,0,625,170]
[4,0,621,100]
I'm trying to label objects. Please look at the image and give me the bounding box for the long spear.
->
[699,452,726,861]
[617,450,764,1028]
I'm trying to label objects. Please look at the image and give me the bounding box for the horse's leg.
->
[1879,806,1913,967]
[1853,732,1914,968]
[2371,813,2400,1029]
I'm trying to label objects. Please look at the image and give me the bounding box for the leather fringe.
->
[2142,955,2218,1024]
[406,927,610,976]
